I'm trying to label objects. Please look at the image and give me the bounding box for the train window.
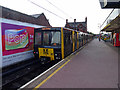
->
[51,31,60,46]
[43,32,50,46]
[35,32,41,45]
[75,32,77,41]
[79,34,81,39]
[64,31,71,45]
[42,31,61,46]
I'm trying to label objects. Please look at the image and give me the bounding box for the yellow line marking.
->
[76,52,80,56]
[33,60,70,89]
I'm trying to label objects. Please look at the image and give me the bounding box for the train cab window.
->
[51,32,60,46]
[42,31,61,46]
[35,32,41,45]
[43,32,50,46]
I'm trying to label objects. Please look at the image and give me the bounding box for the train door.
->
[71,31,73,52]
[75,32,77,50]
[63,29,72,57]
[78,33,81,47]
[80,33,82,47]
[84,34,86,44]
[78,32,81,48]
[81,34,83,46]
[83,34,85,45]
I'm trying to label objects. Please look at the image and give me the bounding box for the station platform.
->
[22,39,118,89]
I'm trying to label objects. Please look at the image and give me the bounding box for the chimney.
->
[74,19,76,23]
[85,17,87,23]
[66,19,68,24]
[85,17,87,31]
[74,19,76,30]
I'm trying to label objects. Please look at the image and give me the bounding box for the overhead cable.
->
[100,9,115,28]
[28,0,65,20]
[45,0,73,19]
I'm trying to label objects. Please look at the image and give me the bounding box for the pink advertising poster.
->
[2,23,34,56]
[5,29,29,50]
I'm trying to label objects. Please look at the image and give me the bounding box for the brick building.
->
[65,18,87,32]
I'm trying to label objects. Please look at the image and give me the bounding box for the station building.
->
[65,18,87,33]
[0,6,51,67]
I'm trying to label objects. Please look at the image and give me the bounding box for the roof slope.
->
[0,6,51,27]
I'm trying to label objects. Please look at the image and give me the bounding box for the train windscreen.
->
[43,31,61,46]
[35,31,61,46]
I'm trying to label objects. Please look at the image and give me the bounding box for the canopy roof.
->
[101,14,120,32]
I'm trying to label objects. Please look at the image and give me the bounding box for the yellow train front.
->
[33,27,92,63]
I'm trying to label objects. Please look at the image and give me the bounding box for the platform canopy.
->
[101,14,120,32]
[99,0,120,8]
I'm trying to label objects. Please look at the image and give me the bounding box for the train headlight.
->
[55,53,61,59]
[55,54,57,56]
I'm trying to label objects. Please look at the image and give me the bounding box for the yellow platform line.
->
[33,59,70,90]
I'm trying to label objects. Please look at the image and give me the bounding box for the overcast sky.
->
[0,0,113,34]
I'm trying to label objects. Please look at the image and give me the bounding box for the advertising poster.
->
[2,22,34,67]
[0,22,2,68]
[5,29,29,50]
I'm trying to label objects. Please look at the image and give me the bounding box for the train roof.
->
[35,27,78,32]
[35,27,90,34]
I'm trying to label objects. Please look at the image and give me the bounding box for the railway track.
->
[1,58,59,89]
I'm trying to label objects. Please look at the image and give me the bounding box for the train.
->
[33,27,93,63]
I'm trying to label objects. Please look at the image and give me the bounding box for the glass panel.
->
[35,32,41,45]
[43,32,49,46]
[101,9,120,29]
[51,32,60,46]
[42,31,61,46]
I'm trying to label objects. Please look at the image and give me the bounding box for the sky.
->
[0,0,113,34]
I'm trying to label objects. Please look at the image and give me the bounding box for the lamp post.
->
[98,23,101,41]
